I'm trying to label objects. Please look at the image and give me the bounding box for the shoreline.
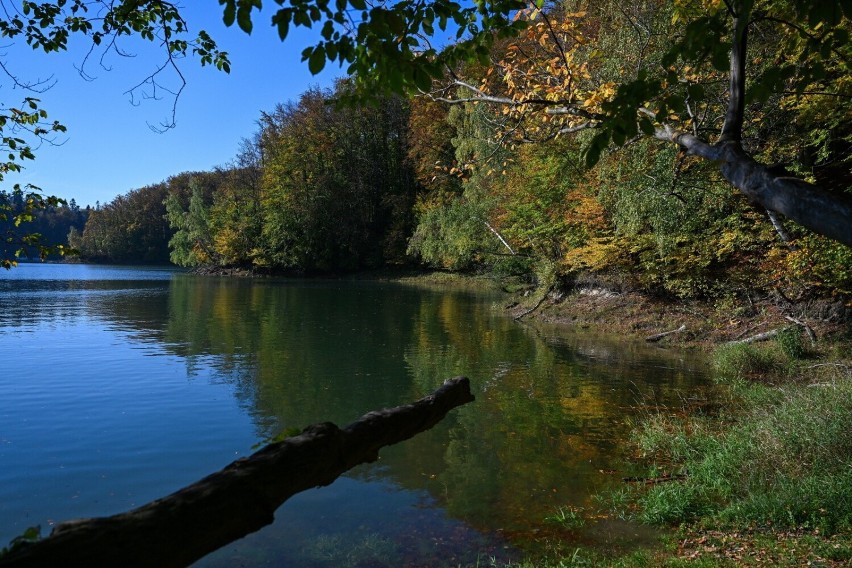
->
[188,263,852,350]
[506,284,851,351]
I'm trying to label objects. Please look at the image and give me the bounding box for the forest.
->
[62,0,850,303]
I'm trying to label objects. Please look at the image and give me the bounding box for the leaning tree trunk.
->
[0,377,475,568]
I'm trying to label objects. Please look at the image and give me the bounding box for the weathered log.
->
[0,377,475,568]
[645,324,686,343]
[726,328,780,345]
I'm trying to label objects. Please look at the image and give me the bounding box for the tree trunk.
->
[0,377,475,568]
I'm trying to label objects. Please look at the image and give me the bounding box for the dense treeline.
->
[73,1,850,297]
[71,172,222,264]
[163,84,417,272]
[403,0,852,297]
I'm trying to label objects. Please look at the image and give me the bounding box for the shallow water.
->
[0,264,712,565]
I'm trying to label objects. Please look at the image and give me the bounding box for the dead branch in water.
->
[0,377,475,568]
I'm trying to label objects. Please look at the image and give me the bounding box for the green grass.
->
[712,342,788,380]
[628,345,852,533]
[544,506,587,530]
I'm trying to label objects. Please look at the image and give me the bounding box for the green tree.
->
[408,98,509,270]
[1,188,76,267]
[165,180,218,267]
[2,1,849,250]
[208,138,265,267]
[254,82,416,272]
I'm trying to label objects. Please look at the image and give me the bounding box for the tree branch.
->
[645,111,852,247]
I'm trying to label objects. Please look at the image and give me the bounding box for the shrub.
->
[776,326,806,360]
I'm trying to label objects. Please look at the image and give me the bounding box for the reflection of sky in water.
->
[0,263,179,281]
[0,264,712,564]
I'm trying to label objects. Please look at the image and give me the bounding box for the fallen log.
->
[0,377,475,568]
[726,328,780,345]
[645,324,686,343]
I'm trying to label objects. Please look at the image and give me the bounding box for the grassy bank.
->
[497,338,852,567]
[500,285,852,566]
[635,338,852,527]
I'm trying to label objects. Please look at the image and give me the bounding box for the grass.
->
[630,355,852,532]
[505,333,852,567]
[544,506,586,530]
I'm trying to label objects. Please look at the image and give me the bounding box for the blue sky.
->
[5,6,343,207]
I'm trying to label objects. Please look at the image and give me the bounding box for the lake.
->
[0,264,712,566]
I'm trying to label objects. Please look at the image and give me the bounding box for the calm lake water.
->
[0,264,712,566]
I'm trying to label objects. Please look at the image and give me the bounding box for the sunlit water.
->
[0,264,712,566]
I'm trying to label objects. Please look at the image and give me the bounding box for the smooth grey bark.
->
[0,377,475,568]
[654,130,852,247]
[648,1,852,248]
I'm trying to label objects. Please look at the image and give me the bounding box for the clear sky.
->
[5,5,343,208]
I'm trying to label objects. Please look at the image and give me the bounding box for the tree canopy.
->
[239,0,852,245]
[0,0,849,277]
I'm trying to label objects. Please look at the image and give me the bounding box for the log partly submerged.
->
[0,377,475,568]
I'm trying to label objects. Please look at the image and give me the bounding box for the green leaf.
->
[387,11,405,35]
[412,66,432,92]
[611,125,626,147]
[710,45,730,72]
[349,0,366,10]
[222,0,236,26]
[237,6,253,34]
[308,45,326,74]
[326,41,338,61]
[584,132,609,168]
[686,83,704,101]
[273,9,292,40]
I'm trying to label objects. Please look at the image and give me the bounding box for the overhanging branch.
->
[649,119,852,247]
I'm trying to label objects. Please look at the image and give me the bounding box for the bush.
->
[776,326,806,360]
